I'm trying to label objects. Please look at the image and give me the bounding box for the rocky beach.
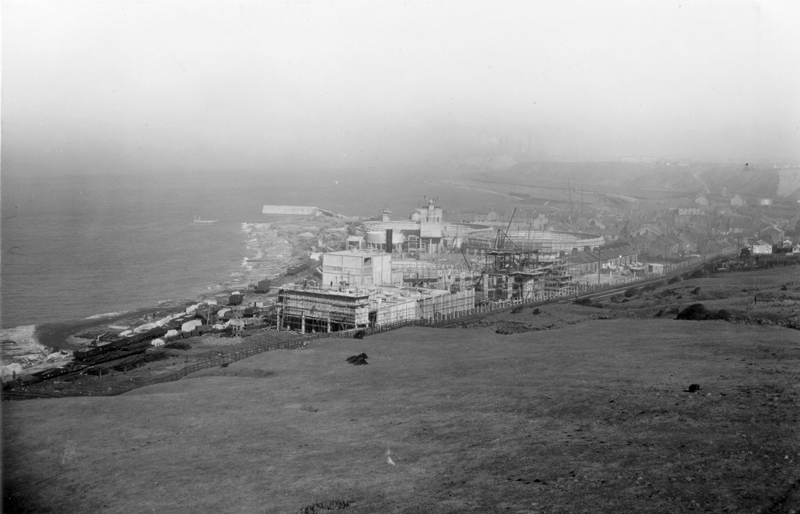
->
[0,213,352,382]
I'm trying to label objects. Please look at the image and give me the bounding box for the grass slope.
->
[4,319,799,513]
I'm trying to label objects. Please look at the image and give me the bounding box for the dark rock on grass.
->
[346,353,368,365]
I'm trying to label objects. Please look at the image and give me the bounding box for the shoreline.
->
[2,213,351,361]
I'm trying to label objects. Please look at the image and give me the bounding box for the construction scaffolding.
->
[278,284,478,334]
[390,258,478,291]
[278,288,372,333]
[482,250,576,302]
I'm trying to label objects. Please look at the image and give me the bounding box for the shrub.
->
[353,330,366,339]
[624,287,639,298]
[676,303,709,320]
[532,308,541,315]
[574,297,593,306]
[713,309,732,321]
[668,276,681,285]
[511,305,524,314]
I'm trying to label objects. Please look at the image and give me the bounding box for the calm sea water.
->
[1,169,504,328]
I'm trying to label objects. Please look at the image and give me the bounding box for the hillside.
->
[4,265,799,513]
[476,161,800,200]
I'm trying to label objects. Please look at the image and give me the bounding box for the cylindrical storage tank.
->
[365,231,385,244]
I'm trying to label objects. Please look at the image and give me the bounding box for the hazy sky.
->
[3,0,799,174]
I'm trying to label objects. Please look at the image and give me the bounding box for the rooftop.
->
[324,250,391,258]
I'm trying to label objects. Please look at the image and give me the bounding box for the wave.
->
[0,325,50,366]
[84,311,128,320]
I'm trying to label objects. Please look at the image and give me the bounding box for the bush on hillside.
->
[712,309,732,321]
[624,287,639,298]
[675,303,733,322]
[676,303,710,320]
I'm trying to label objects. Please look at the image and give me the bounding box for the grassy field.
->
[4,301,799,513]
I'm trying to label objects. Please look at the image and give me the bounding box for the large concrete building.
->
[359,199,492,254]
[277,284,476,333]
[321,251,393,288]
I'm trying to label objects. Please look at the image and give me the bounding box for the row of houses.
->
[747,240,800,255]
[566,247,641,275]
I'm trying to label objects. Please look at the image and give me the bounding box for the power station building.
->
[321,251,393,288]
[355,198,492,254]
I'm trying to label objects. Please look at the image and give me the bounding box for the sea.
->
[1,168,507,332]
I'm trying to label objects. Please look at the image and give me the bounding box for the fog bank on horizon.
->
[3,0,799,177]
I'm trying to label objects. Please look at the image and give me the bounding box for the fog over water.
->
[2,1,800,328]
[3,0,800,179]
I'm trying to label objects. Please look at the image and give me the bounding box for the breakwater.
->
[262,205,318,215]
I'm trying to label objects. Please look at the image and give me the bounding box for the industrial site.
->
[5,178,800,389]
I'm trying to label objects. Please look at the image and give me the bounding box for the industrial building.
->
[277,249,480,333]
[351,198,492,254]
[276,204,592,332]
[480,250,577,302]
[321,250,393,288]
[465,229,604,255]
[277,284,476,333]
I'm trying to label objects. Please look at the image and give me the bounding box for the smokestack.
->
[385,229,393,253]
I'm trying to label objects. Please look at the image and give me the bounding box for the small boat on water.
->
[193,216,219,224]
